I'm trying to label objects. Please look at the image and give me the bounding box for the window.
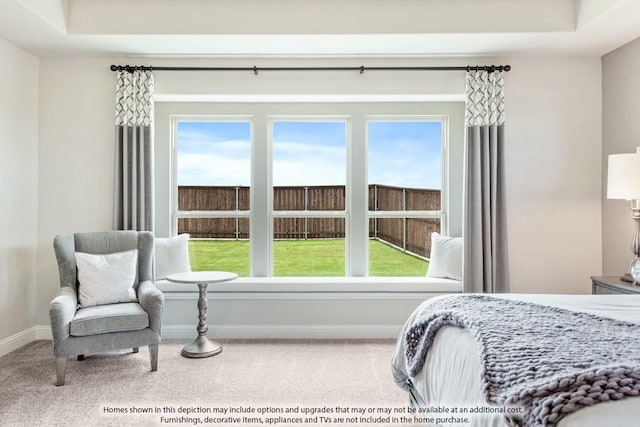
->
[367,119,444,276]
[174,119,252,276]
[159,102,461,279]
[270,119,348,276]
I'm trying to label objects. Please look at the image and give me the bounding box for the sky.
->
[177,120,441,189]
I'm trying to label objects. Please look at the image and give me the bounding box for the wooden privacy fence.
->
[177,185,441,257]
[369,185,441,257]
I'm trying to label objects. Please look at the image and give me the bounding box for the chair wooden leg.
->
[132,347,139,354]
[56,357,68,386]
[77,354,84,361]
[149,344,158,372]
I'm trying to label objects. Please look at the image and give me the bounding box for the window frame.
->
[365,115,448,273]
[171,115,254,272]
[159,101,462,282]
[268,115,352,276]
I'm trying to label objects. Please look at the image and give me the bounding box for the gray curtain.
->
[113,69,155,231]
[463,70,509,293]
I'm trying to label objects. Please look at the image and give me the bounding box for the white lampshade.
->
[607,148,640,200]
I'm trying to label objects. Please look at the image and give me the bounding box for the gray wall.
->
[602,37,640,276]
[0,37,39,347]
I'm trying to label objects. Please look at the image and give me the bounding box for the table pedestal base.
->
[181,336,222,358]
[167,273,238,359]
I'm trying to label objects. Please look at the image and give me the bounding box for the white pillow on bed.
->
[426,232,462,281]
[155,234,192,280]
[75,250,139,308]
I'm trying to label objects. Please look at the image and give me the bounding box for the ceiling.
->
[1,0,640,58]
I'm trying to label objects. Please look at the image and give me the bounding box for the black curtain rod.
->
[109,64,511,74]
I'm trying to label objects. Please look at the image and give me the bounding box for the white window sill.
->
[156,276,462,298]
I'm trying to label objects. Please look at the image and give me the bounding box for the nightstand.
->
[591,276,640,294]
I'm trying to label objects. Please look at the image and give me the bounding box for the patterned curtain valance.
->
[465,70,505,127]
[115,70,154,127]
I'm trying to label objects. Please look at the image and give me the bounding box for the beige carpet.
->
[0,339,411,426]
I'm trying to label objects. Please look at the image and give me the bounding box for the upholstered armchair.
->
[49,231,164,386]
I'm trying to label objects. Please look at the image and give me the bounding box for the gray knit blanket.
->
[404,295,640,426]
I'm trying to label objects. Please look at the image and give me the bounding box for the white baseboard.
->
[0,326,55,357]
[0,327,37,357]
[1,324,401,356]
[161,324,402,340]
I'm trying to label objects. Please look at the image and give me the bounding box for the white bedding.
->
[392,294,640,427]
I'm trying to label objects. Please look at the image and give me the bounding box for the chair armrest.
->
[138,280,165,334]
[53,234,78,289]
[49,287,77,343]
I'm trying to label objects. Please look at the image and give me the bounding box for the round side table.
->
[166,271,238,358]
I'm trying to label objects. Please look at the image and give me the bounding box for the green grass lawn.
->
[189,239,251,276]
[188,238,428,277]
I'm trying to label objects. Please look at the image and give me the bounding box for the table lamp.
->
[607,147,640,283]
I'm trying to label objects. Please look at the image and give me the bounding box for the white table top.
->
[166,271,238,284]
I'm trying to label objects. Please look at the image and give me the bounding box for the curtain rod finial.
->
[110,65,118,72]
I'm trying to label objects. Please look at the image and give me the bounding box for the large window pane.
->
[176,121,251,277]
[367,120,442,277]
[271,120,347,277]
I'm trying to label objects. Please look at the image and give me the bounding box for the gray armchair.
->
[49,231,164,386]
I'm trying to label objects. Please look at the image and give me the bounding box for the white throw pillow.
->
[155,234,192,280]
[75,249,139,308]
[426,232,463,281]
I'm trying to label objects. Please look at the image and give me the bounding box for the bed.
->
[392,293,640,427]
